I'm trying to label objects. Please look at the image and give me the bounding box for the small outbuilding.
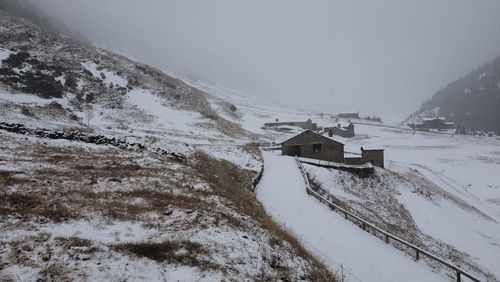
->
[361,148,384,168]
[281,130,344,162]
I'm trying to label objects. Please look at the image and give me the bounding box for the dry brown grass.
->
[241,142,262,161]
[1,135,336,280]
[38,263,71,281]
[112,240,219,270]
[192,152,336,281]
[214,118,255,139]
[62,188,215,222]
[0,192,77,222]
[0,170,33,187]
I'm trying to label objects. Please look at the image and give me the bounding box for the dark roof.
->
[281,130,344,147]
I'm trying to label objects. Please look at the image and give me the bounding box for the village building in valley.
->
[409,117,455,131]
[263,119,319,131]
[281,130,384,168]
[323,123,355,138]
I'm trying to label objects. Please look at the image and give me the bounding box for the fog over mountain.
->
[35,0,500,117]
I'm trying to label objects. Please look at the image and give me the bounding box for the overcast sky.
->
[36,0,500,116]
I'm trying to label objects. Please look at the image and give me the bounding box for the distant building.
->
[324,123,355,138]
[363,116,382,123]
[281,130,344,162]
[263,119,318,131]
[338,112,359,119]
[412,117,455,130]
[281,130,384,167]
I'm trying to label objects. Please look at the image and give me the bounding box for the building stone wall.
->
[362,149,384,168]
[282,131,344,162]
[344,157,364,165]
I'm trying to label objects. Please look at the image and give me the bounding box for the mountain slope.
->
[0,8,334,281]
[0,0,90,44]
[408,55,500,133]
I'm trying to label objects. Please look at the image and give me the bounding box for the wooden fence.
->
[295,157,481,282]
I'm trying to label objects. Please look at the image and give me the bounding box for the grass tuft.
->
[112,240,219,270]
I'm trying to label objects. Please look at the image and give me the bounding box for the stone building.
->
[412,117,455,130]
[281,130,344,162]
[282,130,385,168]
[338,112,359,119]
[361,148,384,168]
[324,123,355,138]
[263,119,318,131]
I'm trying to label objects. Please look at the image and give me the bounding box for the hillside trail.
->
[256,151,445,282]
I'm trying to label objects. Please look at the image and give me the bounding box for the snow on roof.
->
[422,117,446,121]
[280,130,344,146]
[344,152,361,158]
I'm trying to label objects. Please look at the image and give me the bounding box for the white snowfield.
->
[256,151,444,282]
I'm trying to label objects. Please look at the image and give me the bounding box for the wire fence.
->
[295,157,481,282]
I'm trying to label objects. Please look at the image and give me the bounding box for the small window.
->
[313,143,322,152]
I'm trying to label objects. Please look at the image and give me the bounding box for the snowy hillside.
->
[189,77,500,281]
[0,9,333,281]
[2,5,500,282]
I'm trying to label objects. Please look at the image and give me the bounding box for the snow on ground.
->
[185,76,500,279]
[397,184,500,279]
[0,90,68,106]
[183,78,318,136]
[0,47,12,66]
[256,151,445,282]
[339,125,500,277]
[200,144,262,172]
[0,133,318,281]
[82,61,128,88]
[127,89,203,132]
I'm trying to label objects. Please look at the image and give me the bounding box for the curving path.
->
[256,151,446,282]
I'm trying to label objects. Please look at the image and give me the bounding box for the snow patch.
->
[82,61,128,88]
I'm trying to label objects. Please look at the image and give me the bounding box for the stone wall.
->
[344,157,364,165]
[0,122,185,162]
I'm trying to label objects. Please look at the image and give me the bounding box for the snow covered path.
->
[256,152,446,282]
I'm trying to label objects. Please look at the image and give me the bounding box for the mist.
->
[35,0,500,116]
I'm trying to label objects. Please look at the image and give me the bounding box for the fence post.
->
[341,264,344,282]
[415,249,420,261]
[344,211,347,220]
[456,271,461,282]
[385,235,389,244]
